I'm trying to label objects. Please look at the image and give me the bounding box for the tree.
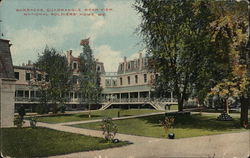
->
[34,46,73,113]
[78,38,102,117]
[134,0,217,111]
[208,1,249,126]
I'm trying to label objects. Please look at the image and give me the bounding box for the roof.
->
[0,39,15,79]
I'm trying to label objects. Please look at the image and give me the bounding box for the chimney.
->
[123,56,127,73]
[139,52,142,59]
[66,50,72,66]
[139,52,143,70]
[124,56,127,62]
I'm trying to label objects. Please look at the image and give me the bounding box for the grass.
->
[34,109,164,123]
[0,127,130,157]
[72,113,248,139]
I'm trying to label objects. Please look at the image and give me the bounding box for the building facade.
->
[0,39,15,127]
[13,49,176,112]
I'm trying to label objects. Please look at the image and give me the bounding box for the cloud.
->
[128,49,146,60]
[5,0,141,71]
[94,0,140,38]
[95,45,123,72]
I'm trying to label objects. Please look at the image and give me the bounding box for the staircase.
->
[99,102,112,110]
[149,101,165,110]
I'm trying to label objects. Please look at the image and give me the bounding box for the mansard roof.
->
[0,39,15,79]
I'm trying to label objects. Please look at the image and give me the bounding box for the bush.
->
[14,116,25,128]
[36,104,49,114]
[59,104,66,113]
[18,105,26,119]
[101,117,118,142]
[29,117,37,128]
[159,116,175,137]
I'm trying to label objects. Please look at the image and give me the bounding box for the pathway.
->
[57,111,166,125]
[34,111,250,158]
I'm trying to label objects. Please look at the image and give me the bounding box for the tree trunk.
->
[240,96,249,128]
[178,97,184,112]
[224,99,229,114]
[88,103,91,118]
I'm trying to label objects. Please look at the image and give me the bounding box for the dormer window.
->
[97,66,101,72]
[73,63,77,69]
[128,63,130,69]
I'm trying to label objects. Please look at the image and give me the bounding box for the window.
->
[73,63,77,69]
[128,63,130,69]
[25,91,29,98]
[120,64,123,71]
[97,66,101,72]
[26,73,31,81]
[37,74,42,81]
[15,72,19,80]
[144,74,147,83]
[70,92,74,98]
[135,75,138,84]
[120,77,123,85]
[128,76,130,85]
[17,90,23,97]
[30,91,35,98]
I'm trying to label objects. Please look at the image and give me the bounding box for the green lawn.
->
[72,113,248,139]
[0,127,130,157]
[35,109,164,123]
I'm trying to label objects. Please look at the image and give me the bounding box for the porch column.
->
[119,93,121,103]
[28,90,31,99]
[128,92,130,102]
[138,92,140,102]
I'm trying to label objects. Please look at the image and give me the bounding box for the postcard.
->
[0,0,249,158]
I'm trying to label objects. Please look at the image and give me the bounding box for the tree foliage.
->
[208,1,249,126]
[134,0,218,111]
[78,41,102,117]
[34,46,73,113]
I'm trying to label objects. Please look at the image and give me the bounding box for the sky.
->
[0,0,145,72]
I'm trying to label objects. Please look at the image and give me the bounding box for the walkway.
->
[57,111,166,125]
[34,112,250,158]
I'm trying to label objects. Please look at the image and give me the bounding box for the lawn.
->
[0,127,130,157]
[72,113,248,139]
[34,109,164,123]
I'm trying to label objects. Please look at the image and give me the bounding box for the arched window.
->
[73,63,77,69]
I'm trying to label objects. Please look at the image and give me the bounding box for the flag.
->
[80,38,90,46]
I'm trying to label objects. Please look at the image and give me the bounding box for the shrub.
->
[29,117,37,128]
[159,116,175,137]
[18,105,26,119]
[36,104,49,114]
[59,104,66,113]
[14,116,25,128]
[101,117,118,142]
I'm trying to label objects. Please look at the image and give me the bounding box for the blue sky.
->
[0,0,145,72]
